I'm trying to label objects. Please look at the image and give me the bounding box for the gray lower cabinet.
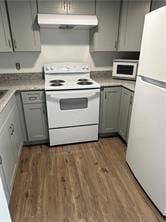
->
[0,96,23,199]
[100,87,121,135]
[38,0,96,15]
[90,0,120,52]
[7,0,41,52]
[151,0,166,10]
[21,91,48,143]
[100,86,134,143]
[118,0,151,52]
[0,0,12,52]
[118,88,134,142]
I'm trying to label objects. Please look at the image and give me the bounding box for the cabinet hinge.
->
[0,155,2,165]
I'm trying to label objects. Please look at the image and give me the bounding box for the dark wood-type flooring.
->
[10,137,166,222]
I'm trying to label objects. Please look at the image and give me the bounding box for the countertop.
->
[0,72,136,113]
[0,79,44,113]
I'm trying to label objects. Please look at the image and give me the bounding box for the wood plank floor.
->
[10,137,166,222]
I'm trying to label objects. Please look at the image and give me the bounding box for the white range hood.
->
[37,14,98,29]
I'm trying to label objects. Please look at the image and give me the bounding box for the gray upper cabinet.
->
[38,0,67,14]
[7,0,41,52]
[151,0,166,10]
[118,0,151,52]
[100,87,121,135]
[38,0,95,15]
[67,0,96,15]
[118,88,133,142]
[21,91,48,143]
[90,0,120,52]
[0,1,12,52]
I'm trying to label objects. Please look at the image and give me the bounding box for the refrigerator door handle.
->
[139,75,166,89]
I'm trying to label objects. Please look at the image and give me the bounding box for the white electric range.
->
[44,62,100,146]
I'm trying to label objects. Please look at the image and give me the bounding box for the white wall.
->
[0,29,139,73]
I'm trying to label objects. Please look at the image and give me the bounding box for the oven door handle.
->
[46,91,100,100]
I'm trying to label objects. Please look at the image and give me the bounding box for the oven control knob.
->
[50,66,54,71]
[85,66,89,70]
[64,66,70,71]
[46,66,50,71]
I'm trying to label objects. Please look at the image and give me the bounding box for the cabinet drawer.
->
[21,91,45,104]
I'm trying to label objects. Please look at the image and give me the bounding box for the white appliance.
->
[112,59,138,80]
[126,7,166,216]
[38,14,98,29]
[44,63,100,146]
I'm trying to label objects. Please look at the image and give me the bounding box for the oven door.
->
[46,89,100,129]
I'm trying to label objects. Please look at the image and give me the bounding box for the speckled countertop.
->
[0,71,136,113]
[91,71,136,92]
[0,73,45,113]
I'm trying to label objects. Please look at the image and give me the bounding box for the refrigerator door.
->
[138,6,166,82]
[126,76,166,215]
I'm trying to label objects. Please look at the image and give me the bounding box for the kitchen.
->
[0,0,166,221]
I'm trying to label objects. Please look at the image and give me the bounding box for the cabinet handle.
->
[0,155,2,165]
[64,0,66,10]
[115,40,118,50]
[68,0,71,11]
[43,107,45,115]
[10,124,14,135]
[9,126,12,136]
[105,92,107,100]
[13,40,17,49]
[8,40,11,48]
[130,96,133,105]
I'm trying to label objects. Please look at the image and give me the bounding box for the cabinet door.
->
[126,93,134,141]
[68,0,95,15]
[118,88,133,142]
[151,0,166,10]
[100,87,121,134]
[118,0,151,52]
[24,103,48,142]
[10,105,23,161]
[90,0,120,52]
[0,159,10,203]
[0,1,12,52]
[7,0,41,51]
[38,0,67,14]
[0,116,15,194]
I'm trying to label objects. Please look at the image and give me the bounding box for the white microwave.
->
[112,59,139,80]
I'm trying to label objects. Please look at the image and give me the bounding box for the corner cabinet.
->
[6,0,41,52]
[118,88,134,142]
[118,0,151,52]
[100,87,121,135]
[0,96,23,199]
[38,0,96,15]
[90,0,120,52]
[99,86,134,143]
[90,0,151,52]
[21,91,48,143]
[0,1,12,52]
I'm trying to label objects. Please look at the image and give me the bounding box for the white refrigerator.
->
[126,6,166,216]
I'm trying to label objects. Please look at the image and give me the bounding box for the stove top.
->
[45,77,100,90]
[44,62,100,91]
